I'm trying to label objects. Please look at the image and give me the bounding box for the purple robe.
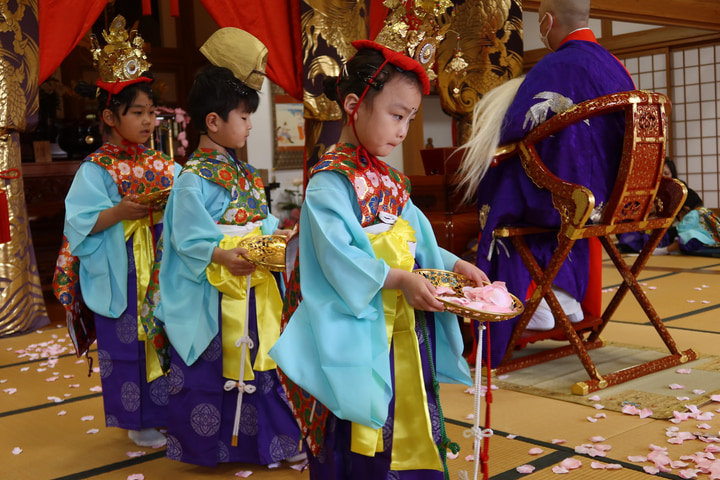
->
[475,33,636,368]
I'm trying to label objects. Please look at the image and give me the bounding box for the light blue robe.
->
[155,162,279,367]
[64,160,182,318]
[269,171,472,430]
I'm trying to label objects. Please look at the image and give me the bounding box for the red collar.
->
[558,28,597,48]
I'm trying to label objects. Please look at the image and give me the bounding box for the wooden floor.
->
[1,253,719,480]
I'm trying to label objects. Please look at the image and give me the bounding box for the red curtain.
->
[198,0,303,101]
[39,0,108,84]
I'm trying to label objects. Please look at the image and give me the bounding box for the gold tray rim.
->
[238,234,287,272]
[413,268,523,322]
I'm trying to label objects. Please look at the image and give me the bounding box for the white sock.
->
[128,428,167,447]
[653,246,669,255]
[526,286,583,329]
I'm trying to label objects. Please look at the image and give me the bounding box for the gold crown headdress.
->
[374,0,454,83]
[90,15,152,94]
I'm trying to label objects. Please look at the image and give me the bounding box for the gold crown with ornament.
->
[374,0,454,82]
[90,15,151,85]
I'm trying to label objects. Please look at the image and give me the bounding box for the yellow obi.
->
[351,217,441,471]
[123,211,164,381]
[205,227,283,381]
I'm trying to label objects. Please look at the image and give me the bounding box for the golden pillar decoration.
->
[436,0,523,145]
[0,0,49,336]
[301,0,368,170]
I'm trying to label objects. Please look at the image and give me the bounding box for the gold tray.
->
[413,269,523,322]
[238,235,287,272]
[135,188,171,208]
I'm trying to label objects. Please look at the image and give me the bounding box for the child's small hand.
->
[453,259,490,286]
[116,195,150,220]
[273,229,293,238]
[385,269,444,312]
[213,247,256,276]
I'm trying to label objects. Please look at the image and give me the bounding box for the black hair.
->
[187,64,260,133]
[75,72,156,135]
[664,157,678,178]
[684,187,704,211]
[323,48,423,122]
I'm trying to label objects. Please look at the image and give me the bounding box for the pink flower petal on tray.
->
[588,395,601,401]
[507,434,517,439]
[693,389,706,395]
[677,368,692,374]
[12,447,22,455]
[81,415,94,422]
[516,465,535,474]
[622,404,640,415]
[86,428,99,434]
[586,416,598,423]
[643,466,660,474]
[127,475,144,480]
[628,455,648,462]
[234,472,253,478]
[552,439,566,444]
[594,413,607,419]
[669,384,685,390]
[126,451,146,458]
[710,394,720,402]
[589,436,605,443]
[528,447,544,455]
[593,404,604,409]
[639,408,653,418]
[552,466,569,474]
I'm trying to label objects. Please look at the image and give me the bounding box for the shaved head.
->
[539,0,590,29]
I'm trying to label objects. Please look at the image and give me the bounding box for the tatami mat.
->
[2,254,720,479]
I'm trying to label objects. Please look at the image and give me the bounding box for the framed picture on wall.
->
[272,84,304,170]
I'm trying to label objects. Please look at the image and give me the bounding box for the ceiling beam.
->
[523,0,720,31]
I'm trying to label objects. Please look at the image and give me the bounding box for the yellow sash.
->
[350,217,441,471]
[123,211,164,382]
[205,228,283,380]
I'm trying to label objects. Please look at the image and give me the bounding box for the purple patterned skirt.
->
[165,284,302,467]
[94,235,168,430]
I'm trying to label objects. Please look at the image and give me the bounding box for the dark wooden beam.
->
[523,0,720,31]
[523,26,720,69]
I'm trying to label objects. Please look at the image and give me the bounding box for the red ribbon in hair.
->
[0,168,20,244]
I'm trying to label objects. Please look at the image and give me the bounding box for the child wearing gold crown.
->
[153,28,302,467]
[269,26,488,480]
[53,15,179,448]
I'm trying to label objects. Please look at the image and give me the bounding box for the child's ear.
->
[205,112,220,133]
[101,108,116,128]
[343,94,360,119]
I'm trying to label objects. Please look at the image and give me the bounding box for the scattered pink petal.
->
[447,451,460,460]
[594,413,607,419]
[47,396,63,403]
[679,469,699,479]
[676,368,692,374]
[3,388,17,395]
[552,439,566,444]
[45,376,58,382]
[465,455,474,462]
[0,379,5,383]
[698,423,712,429]
[12,447,22,455]
[702,284,710,288]
[687,300,696,303]
[89,386,102,392]
[68,384,80,389]
[593,404,605,410]
[639,408,654,418]
[628,455,648,462]
[591,462,606,469]
[498,374,509,380]
[701,300,711,304]
[63,374,74,379]
[20,367,29,372]
[57,410,67,416]
[507,434,517,439]
[710,394,720,402]
[605,463,623,470]
[560,458,582,469]
[622,404,640,415]
[586,416,598,423]
[86,428,99,434]
[552,466,569,474]
[643,466,660,474]
[648,286,657,290]
[589,436,605,443]
[672,460,690,468]
[693,389,706,395]
[516,465,535,474]
[694,287,703,290]
[465,413,474,420]
[528,448,544,455]
[81,415,94,422]
[669,384,685,390]
[588,395,601,401]
[127,475,144,480]
[126,451,146,458]
[677,396,691,401]
[234,471,253,478]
